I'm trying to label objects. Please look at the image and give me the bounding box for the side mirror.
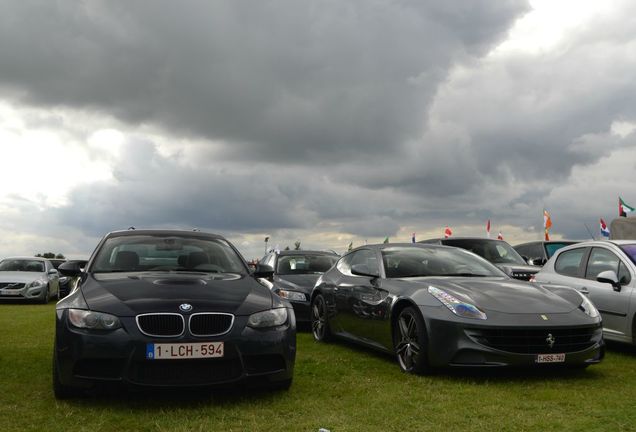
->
[253,263,275,279]
[351,264,379,278]
[48,268,59,275]
[528,257,547,266]
[58,260,87,277]
[597,270,621,291]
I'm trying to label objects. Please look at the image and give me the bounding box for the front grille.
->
[467,326,600,354]
[128,358,242,385]
[137,314,185,337]
[189,313,234,336]
[0,282,25,289]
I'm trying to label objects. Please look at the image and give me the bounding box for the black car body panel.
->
[312,243,604,370]
[53,230,296,395]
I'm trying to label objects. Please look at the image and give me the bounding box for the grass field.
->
[2,303,636,431]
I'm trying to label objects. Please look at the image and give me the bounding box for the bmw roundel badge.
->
[179,303,193,312]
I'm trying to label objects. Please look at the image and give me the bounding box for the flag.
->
[486,219,491,238]
[600,218,610,237]
[383,236,389,244]
[497,231,503,240]
[543,209,552,241]
[411,232,416,243]
[347,241,353,251]
[444,226,452,238]
[264,236,270,243]
[619,197,635,217]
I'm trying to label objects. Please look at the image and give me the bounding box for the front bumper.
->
[54,309,296,390]
[0,283,46,301]
[422,306,604,368]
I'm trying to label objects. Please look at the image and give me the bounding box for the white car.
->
[0,257,60,303]
[532,240,636,344]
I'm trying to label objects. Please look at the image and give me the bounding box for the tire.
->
[40,285,50,304]
[311,294,332,342]
[393,306,430,374]
[52,349,79,399]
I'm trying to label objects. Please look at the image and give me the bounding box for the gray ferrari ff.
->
[311,243,604,373]
[53,229,296,398]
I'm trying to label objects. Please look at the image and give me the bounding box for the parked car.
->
[48,258,73,298]
[257,250,338,323]
[514,241,579,266]
[420,237,540,280]
[311,243,604,373]
[53,229,296,398]
[0,257,60,303]
[532,240,636,345]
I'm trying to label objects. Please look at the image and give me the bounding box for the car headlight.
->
[68,309,122,330]
[59,276,69,284]
[276,289,307,302]
[247,308,288,328]
[428,286,487,320]
[578,292,599,318]
[26,279,45,288]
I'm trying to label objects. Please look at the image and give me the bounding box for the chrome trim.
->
[136,313,185,338]
[188,312,235,337]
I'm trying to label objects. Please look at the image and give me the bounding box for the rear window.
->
[0,259,45,272]
[554,248,586,277]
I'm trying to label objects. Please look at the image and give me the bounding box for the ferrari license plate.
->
[146,342,224,360]
[536,353,565,363]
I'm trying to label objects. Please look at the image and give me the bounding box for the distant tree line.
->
[35,252,65,259]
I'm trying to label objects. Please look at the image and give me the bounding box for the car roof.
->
[1,256,47,261]
[350,243,453,252]
[105,229,226,240]
[276,250,338,256]
[514,240,579,246]
[422,237,510,243]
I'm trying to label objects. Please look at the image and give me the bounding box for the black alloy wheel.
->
[393,306,430,374]
[311,294,332,342]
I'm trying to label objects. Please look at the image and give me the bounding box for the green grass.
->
[2,303,636,431]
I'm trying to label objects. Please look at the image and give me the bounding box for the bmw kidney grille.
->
[136,312,234,337]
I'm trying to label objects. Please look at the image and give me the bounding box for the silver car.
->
[532,240,636,344]
[0,257,60,303]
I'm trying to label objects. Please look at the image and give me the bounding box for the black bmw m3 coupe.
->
[53,229,296,398]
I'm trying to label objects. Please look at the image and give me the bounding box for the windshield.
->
[382,247,505,278]
[545,242,576,258]
[620,244,636,266]
[0,259,45,273]
[443,239,527,265]
[276,254,338,275]
[91,234,247,274]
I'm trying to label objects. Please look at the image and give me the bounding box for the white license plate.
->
[146,342,224,360]
[0,290,18,296]
[536,353,565,363]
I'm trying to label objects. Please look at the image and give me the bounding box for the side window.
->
[585,248,620,280]
[349,249,379,275]
[618,261,632,285]
[336,254,354,276]
[531,243,545,259]
[554,248,586,277]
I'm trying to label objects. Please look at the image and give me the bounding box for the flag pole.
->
[583,223,595,240]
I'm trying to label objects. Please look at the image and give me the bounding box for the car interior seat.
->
[113,251,140,270]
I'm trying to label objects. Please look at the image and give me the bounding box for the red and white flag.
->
[497,231,503,240]
[543,209,552,241]
[486,219,491,238]
[444,226,453,238]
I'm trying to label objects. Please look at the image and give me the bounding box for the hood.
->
[0,271,46,283]
[424,277,576,314]
[273,274,321,294]
[81,272,273,316]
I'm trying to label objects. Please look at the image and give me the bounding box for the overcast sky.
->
[1,0,635,260]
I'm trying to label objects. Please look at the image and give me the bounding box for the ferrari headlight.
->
[247,308,288,328]
[428,286,487,320]
[578,292,599,318]
[277,289,307,302]
[68,309,122,330]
